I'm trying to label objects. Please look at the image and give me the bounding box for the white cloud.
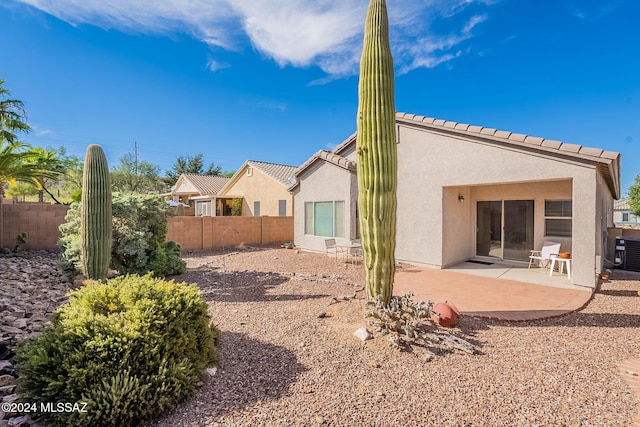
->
[15,0,496,78]
[206,57,230,72]
[569,1,625,22]
[230,0,366,67]
[464,14,487,33]
[324,142,338,151]
[238,98,287,112]
[34,128,53,136]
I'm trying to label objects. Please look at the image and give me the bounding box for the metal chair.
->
[324,238,346,262]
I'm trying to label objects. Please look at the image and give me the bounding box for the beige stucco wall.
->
[220,166,293,216]
[396,124,610,287]
[614,210,639,225]
[442,180,578,266]
[292,160,357,253]
[595,169,615,271]
[173,176,199,195]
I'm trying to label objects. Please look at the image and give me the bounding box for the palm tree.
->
[28,147,65,203]
[0,80,56,247]
[0,140,41,198]
[0,141,41,247]
[0,80,40,198]
[0,79,31,145]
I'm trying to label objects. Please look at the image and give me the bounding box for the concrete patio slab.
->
[393,264,593,322]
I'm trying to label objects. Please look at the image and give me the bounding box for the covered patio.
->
[393,260,593,322]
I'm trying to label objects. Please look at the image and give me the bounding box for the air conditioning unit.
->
[616,237,640,272]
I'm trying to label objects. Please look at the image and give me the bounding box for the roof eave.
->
[395,115,622,198]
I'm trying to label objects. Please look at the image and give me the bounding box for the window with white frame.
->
[196,200,211,216]
[304,201,345,237]
[544,200,572,237]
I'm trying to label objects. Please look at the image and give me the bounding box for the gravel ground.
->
[145,245,640,427]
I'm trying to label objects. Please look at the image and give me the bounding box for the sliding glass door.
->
[476,201,502,258]
[503,200,534,261]
[476,200,534,262]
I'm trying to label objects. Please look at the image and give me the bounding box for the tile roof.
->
[396,112,621,199]
[332,112,620,198]
[179,174,230,195]
[614,199,631,210]
[247,160,298,187]
[288,150,356,191]
[395,112,620,162]
[332,132,357,156]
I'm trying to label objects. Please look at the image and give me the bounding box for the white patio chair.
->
[528,241,561,270]
[324,238,346,262]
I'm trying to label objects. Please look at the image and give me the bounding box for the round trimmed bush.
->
[16,274,219,427]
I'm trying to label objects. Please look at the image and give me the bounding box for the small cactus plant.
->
[81,144,112,280]
[356,0,397,305]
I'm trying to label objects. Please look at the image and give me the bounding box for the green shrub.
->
[16,274,219,427]
[59,194,186,277]
[231,198,243,216]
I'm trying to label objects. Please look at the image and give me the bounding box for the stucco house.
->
[614,199,639,228]
[217,160,297,216]
[289,112,621,288]
[168,174,230,216]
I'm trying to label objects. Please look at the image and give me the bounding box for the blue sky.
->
[1,0,638,194]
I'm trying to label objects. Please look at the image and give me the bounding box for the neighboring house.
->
[289,112,621,289]
[168,174,231,216]
[288,149,358,248]
[217,160,297,216]
[614,199,639,228]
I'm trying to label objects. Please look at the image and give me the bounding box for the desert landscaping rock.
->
[0,376,15,388]
[0,251,71,340]
[1,394,17,404]
[0,385,15,397]
[354,326,373,342]
[0,251,72,427]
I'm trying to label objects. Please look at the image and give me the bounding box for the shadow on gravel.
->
[190,332,307,420]
[605,270,640,282]
[180,267,331,303]
[541,311,640,328]
[596,289,639,297]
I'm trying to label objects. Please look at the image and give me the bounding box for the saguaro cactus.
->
[81,144,112,280]
[356,0,397,305]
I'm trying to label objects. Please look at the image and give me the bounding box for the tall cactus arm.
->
[356,0,397,305]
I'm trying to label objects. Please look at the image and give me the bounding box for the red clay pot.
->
[432,301,460,327]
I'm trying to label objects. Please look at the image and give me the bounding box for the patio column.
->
[571,174,598,288]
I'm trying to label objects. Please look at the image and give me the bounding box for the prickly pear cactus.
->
[356,0,397,305]
[81,144,112,280]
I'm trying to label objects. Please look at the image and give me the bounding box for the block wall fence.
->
[0,203,70,250]
[8,204,633,257]
[0,203,293,251]
[165,216,294,250]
